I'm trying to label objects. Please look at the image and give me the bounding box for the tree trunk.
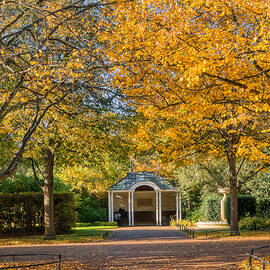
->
[228,151,238,234]
[43,148,55,238]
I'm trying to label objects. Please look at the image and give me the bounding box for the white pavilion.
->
[108,171,182,226]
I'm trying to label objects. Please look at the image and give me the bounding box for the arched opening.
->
[135,185,154,191]
[134,184,156,225]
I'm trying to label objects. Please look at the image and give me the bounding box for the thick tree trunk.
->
[43,148,55,238]
[228,151,238,234]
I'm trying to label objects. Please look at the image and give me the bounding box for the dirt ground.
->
[0,226,270,269]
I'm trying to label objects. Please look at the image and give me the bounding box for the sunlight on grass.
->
[72,225,117,235]
[0,224,117,246]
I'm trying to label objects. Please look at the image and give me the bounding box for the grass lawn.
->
[72,222,117,234]
[180,225,270,239]
[0,223,118,246]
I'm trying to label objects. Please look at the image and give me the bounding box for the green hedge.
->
[77,207,107,223]
[91,221,117,226]
[225,195,256,223]
[54,193,77,234]
[256,198,270,218]
[0,192,76,236]
[239,216,270,230]
[201,194,221,221]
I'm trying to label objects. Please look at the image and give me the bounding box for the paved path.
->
[1,227,270,269]
[109,226,187,240]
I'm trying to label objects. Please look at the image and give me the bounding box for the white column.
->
[108,191,111,222]
[159,191,162,226]
[155,191,158,226]
[220,193,227,222]
[179,193,182,220]
[131,191,134,226]
[176,192,179,220]
[218,188,229,222]
[111,192,114,222]
[128,191,131,226]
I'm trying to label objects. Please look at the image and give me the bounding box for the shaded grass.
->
[238,230,270,237]
[0,224,117,246]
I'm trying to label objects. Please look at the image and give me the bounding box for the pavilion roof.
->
[109,171,177,191]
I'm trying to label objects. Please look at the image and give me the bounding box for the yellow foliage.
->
[100,0,270,166]
[0,0,109,172]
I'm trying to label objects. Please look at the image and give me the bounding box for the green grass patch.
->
[0,223,118,246]
[72,225,117,235]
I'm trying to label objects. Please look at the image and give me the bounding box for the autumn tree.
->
[26,106,133,237]
[0,0,112,180]
[0,0,125,237]
[100,0,270,232]
[57,114,132,194]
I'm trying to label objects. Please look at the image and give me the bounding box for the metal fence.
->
[0,253,63,269]
[248,246,270,270]
[177,225,270,269]
[0,231,110,269]
[177,224,240,238]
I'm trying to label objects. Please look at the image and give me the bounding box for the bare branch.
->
[30,158,44,191]
[253,60,270,80]
[0,95,67,180]
[202,72,248,89]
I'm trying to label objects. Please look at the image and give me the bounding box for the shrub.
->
[77,207,107,223]
[201,194,221,221]
[256,198,270,218]
[75,194,107,223]
[239,216,270,231]
[171,219,195,227]
[225,195,256,223]
[0,176,41,193]
[190,208,205,222]
[184,207,205,222]
[0,192,76,236]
